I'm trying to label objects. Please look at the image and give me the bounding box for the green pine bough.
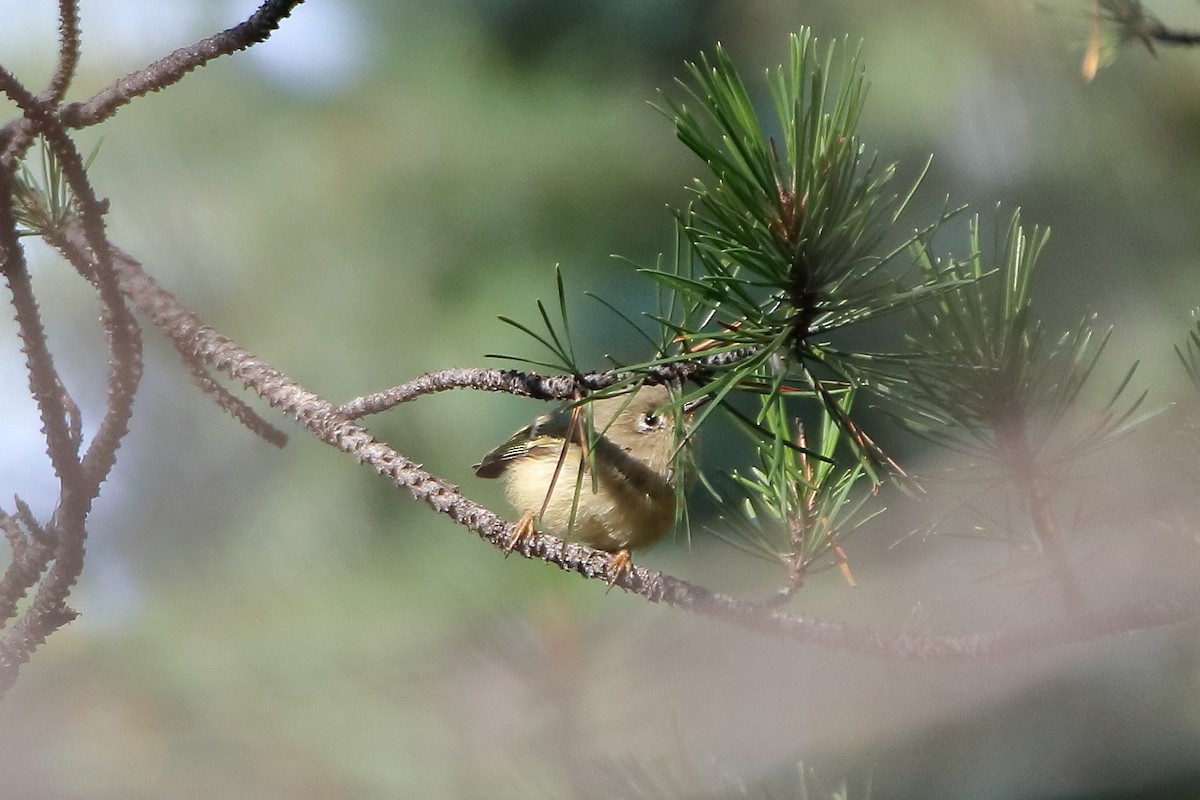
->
[499,28,1157,604]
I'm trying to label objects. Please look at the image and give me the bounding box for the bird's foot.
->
[606,548,632,588]
[504,511,537,554]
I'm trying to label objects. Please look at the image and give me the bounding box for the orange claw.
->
[504,510,537,553]
[607,549,633,587]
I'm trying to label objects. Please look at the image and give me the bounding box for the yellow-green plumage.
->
[475,386,683,553]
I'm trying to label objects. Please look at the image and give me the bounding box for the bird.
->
[474,384,700,574]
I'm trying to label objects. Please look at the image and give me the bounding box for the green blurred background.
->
[4,0,1200,797]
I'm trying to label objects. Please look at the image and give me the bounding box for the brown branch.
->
[57,0,307,129]
[117,267,1196,658]
[48,1,81,101]
[0,66,142,492]
[1112,3,1200,50]
[335,348,761,419]
[53,228,287,448]
[0,0,1194,702]
[338,369,613,418]
[0,0,304,164]
[0,0,306,697]
[0,60,143,696]
[10,131,1196,665]
[0,100,86,696]
[0,600,77,698]
[0,2,79,171]
[0,503,55,629]
[1150,25,1200,46]
[0,179,79,482]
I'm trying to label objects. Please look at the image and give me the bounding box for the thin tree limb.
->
[57,0,306,129]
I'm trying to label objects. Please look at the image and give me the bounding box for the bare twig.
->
[338,369,612,418]
[335,347,761,419]
[53,227,287,448]
[0,56,142,696]
[130,275,1199,659]
[0,0,298,697]
[0,503,55,629]
[57,0,306,129]
[2,0,1197,707]
[48,1,81,101]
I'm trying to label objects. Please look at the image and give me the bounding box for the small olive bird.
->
[475,384,701,572]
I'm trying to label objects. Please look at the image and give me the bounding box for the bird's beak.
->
[682,394,712,414]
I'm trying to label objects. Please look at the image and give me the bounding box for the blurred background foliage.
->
[4,0,1200,797]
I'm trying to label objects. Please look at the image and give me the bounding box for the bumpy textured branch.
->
[338,369,607,418]
[0,54,146,695]
[337,348,761,418]
[2,0,1195,682]
[48,1,81,101]
[0,0,308,698]
[55,228,287,448]
[117,262,1198,657]
[58,0,305,128]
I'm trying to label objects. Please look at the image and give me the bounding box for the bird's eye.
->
[638,412,665,432]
